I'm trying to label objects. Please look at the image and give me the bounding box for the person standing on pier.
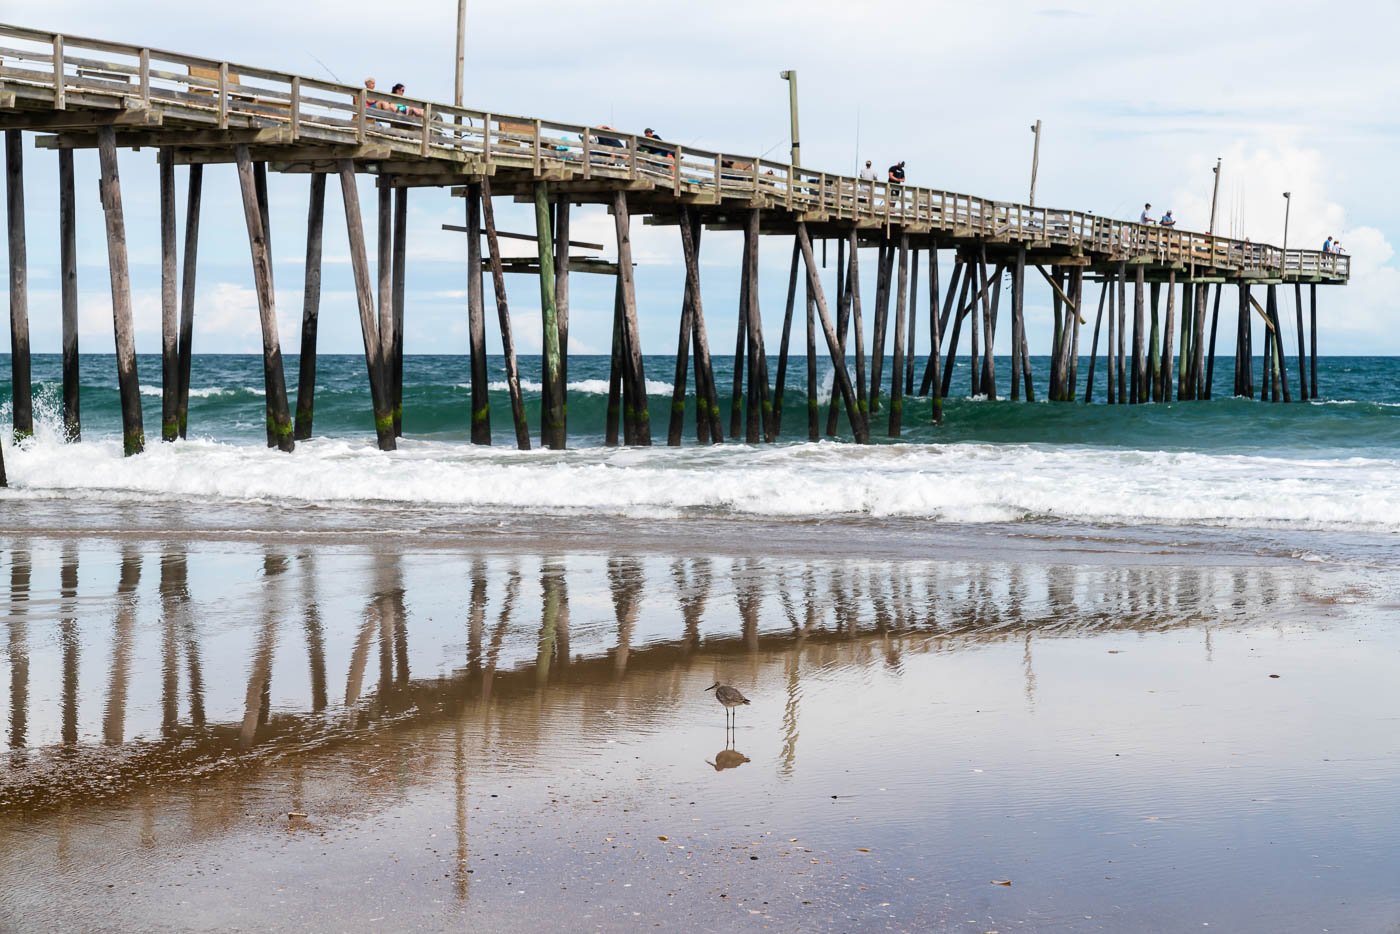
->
[860,160,878,181]
[1160,210,1176,228]
[888,161,906,185]
[1140,203,1154,224]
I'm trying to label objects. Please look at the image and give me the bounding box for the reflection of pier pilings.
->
[608,558,642,678]
[8,547,30,751]
[60,543,79,745]
[300,552,328,713]
[102,548,141,745]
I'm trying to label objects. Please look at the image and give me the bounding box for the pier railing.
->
[0,24,1350,280]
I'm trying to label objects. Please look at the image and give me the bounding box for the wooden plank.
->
[440,223,604,251]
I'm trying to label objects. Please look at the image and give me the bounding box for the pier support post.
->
[554,198,571,439]
[6,130,31,441]
[465,182,491,444]
[849,232,869,423]
[905,246,919,397]
[391,187,407,436]
[1293,283,1308,401]
[979,249,999,400]
[1204,285,1222,400]
[1065,268,1082,400]
[234,146,294,452]
[375,185,396,441]
[97,126,144,456]
[678,206,721,443]
[1160,273,1176,403]
[1149,283,1161,402]
[1269,284,1291,403]
[729,239,747,440]
[772,240,800,441]
[1085,277,1108,405]
[1116,262,1128,404]
[928,247,944,424]
[1132,265,1146,403]
[335,161,395,451]
[480,177,530,449]
[535,183,565,449]
[825,237,851,436]
[667,234,696,447]
[796,223,867,443]
[1309,284,1318,399]
[742,210,767,444]
[159,149,179,441]
[940,268,971,401]
[294,172,326,441]
[176,164,202,439]
[59,148,80,440]
[1234,284,1247,398]
[612,190,651,445]
[869,237,893,413]
[1012,250,1026,400]
[1105,268,1117,404]
[889,233,909,435]
[606,280,624,446]
[1177,282,1193,400]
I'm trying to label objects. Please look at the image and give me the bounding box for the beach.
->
[3,354,1400,931]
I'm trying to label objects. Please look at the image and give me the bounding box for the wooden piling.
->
[1309,284,1318,399]
[5,129,31,440]
[1190,283,1208,400]
[796,223,867,443]
[927,246,944,425]
[921,256,960,397]
[1132,265,1146,404]
[889,233,909,436]
[376,185,395,437]
[678,206,722,443]
[97,127,144,456]
[905,246,919,397]
[334,160,395,451]
[554,199,571,435]
[968,254,981,399]
[1204,284,1222,400]
[807,278,820,440]
[667,241,696,447]
[940,270,971,400]
[771,240,800,440]
[1261,293,1274,402]
[1177,282,1193,400]
[1293,283,1308,401]
[849,232,869,421]
[1049,269,1063,400]
[743,210,765,444]
[391,187,407,436]
[1116,262,1128,404]
[1234,284,1248,398]
[611,190,651,445]
[1011,249,1025,401]
[606,280,623,447]
[176,163,202,440]
[825,238,851,436]
[293,172,326,441]
[1160,274,1176,403]
[464,182,491,444]
[1105,268,1117,404]
[535,183,565,449]
[234,145,294,452]
[1149,282,1161,403]
[1066,267,1082,400]
[1269,284,1291,403]
[479,177,530,450]
[1085,278,1108,405]
[869,238,893,414]
[978,248,998,400]
[159,148,179,441]
[58,148,79,440]
[729,240,747,440]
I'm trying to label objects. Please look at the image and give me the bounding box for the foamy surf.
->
[3,429,1399,533]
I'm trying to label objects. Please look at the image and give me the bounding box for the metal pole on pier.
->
[780,70,800,167]
[1208,157,1221,235]
[454,0,467,108]
[1028,120,1041,207]
[1280,191,1291,271]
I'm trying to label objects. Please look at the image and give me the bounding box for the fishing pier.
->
[0,24,1351,483]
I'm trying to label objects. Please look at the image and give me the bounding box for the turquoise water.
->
[4,352,1398,455]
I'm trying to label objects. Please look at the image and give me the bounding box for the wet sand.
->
[2,533,1399,932]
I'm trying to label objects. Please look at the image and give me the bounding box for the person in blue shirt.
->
[1322,236,1333,253]
[1159,210,1176,228]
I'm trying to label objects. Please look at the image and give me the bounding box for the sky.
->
[9,0,1400,361]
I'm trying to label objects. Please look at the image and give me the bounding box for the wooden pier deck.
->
[0,23,1351,474]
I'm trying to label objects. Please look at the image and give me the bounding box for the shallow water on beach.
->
[2,534,1399,932]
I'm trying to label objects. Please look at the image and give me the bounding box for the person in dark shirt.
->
[888,160,906,184]
[640,127,670,158]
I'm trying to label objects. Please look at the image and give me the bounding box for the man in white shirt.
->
[859,160,877,181]
[1140,203,1154,224]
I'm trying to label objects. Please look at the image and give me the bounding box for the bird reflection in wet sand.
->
[707,748,750,771]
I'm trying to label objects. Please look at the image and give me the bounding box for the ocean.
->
[2,352,1398,548]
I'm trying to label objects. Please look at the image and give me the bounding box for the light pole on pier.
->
[1281,191,1292,269]
[1028,119,1041,207]
[780,70,800,167]
[454,0,467,108]
[1208,157,1221,236]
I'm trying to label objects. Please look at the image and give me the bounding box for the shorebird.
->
[705,682,750,728]
[707,749,751,771]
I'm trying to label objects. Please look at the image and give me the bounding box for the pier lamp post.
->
[1281,191,1292,270]
[454,0,467,108]
[1208,157,1221,236]
[1028,119,1041,207]
[779,70,800,167]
